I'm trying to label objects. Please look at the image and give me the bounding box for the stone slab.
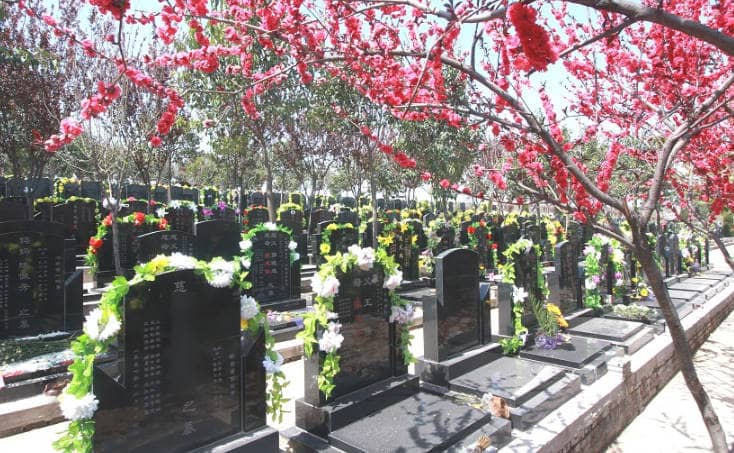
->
[668,281,712,292]
[328,391,495,453]
[519,336,612,369]
[449,357,567,406]
[667,289,699,300]
[396,287,434,302]
[567,318,645,342]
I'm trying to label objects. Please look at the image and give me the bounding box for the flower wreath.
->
[465,219,498,268]
[678,227,704,273]
[376,220,418,251]
[55,177,80,198]
[319,222,355,256]
[582,234,625,309]
[34,196,64,206]
[541,218,565,256]
[54,252,287,452]
[85,212,170,276]
[297,245,413,398]
[287,192,304,206]
[239,222,300,268]
[497,239,561,354]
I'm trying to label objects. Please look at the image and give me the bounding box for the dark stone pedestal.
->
[416,343,500,388]
[188,426,279,452]
[448,355,581,430]
[397,278,430,292]
[519,336,615,384]
[289,375,511,452]
[567,317,654,354]
[260,297,307,312]
[395,286,435,303]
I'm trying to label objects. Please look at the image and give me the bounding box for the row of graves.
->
[2,193,732,451]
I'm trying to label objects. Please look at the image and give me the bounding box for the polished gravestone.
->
[135,230,195,263]
[54,198,97,253]
[246,229,305,311]
[668,281,713,292]
[0,197,29,221]
[93,270,277,452]
[244,207,269,230]
[165,206,196,233]
[0,221,81,338]
[287,266,509,452]
[519,335,615,384]
[124,183,150,201]
[567,317,654,354]
[194,220,241,261]
[80,181,103,201]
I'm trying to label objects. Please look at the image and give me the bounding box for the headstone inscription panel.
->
[302,268,399,406]
[245,207,269,230]
[248,230,291,303]
[125,183,150,201]
[165,206,195,233]
[55,199,97,252]
[424,249,482,362]
[194,220,241,261]
[93,270,245,452]
[135,230,195,263]
[0,221,66,337]
[0,197,29,221]
[554,241,580,313]
[80,181,103,201]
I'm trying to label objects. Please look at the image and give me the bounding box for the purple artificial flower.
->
[217,201,227,210]
[202,207,213,217]
[614,271,623,280]
[294,317,304,328]
[592,275,601,284]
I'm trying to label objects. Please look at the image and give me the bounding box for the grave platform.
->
[288,375,511,453]
[260,297,307,313]
[188,426,279,453]
[395,286,434,303]
[448,355,581,430]
[519,335,615,384]
[397,278,430,292]
[567,317,654,354]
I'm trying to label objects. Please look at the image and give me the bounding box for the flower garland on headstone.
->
[497,238,561,354]
[54,251,287,452]
[465,219,498,270]
[541,217,565,256]
[297,246,413,398]
[55,176,79,198]
[319,222,355,256]
[85,211,170,276]
[276,202,305,227]
[239,222,300,268]
[242,204,267,231]
[678,226,704,273]
[582,234,626,309]
[376,220,418,251]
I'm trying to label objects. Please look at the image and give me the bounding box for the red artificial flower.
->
[133,212,145,226]
[88,237,103,249]
[127,196,136,201]
[479,220,486,227]
[486,233,492,240]
[158,218,169,230]
[467,226,476,234]
[102,215,113,227]
[439,179,450,189]
[491,243,499,250]
[88,246,97,255]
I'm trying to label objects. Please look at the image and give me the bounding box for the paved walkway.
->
[608,245,734,453]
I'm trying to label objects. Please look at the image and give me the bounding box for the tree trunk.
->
[264,149,276,221]
[710,234,734,272]
[634,235,728,452]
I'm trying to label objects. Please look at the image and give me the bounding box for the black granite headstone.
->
[80,181,103,200]
[135,230,195,263]
[93,269,261,452]
[248,192,266,207]
[0,197,29,221]
[55,199,97,253]
[247,230,293,303]
[424,249,483,362]
[194,220,241,261]
[124,183,150,201]
[165,206,196,234]
[244,207,269,230]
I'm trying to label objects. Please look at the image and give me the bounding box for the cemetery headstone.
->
[203,188,218,206]
[247,230,304,311]
[151,186,167,203]
[340,196,356,208]
[335,208,359,226]
[135,230,195,263]
[244,207,269,230]
[165,205,195,233]
[248,191,266,207]
[80,181,103,201]
[0,197,29,221]
[194,220,241,261]
[55,198,97,253]
[125,183,150,201]
[93,269,277,452]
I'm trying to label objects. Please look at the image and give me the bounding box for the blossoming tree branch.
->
[9,0,734,449]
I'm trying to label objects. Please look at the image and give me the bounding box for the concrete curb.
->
[500,276,734,453]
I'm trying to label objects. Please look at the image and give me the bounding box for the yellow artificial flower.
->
[240,318,249,330]
[320,243,331,254]
[326,223,338,231]
[411,235,418,246]
[639,288,649,297]
[557,316,569,329]
[149,256,170,274]
[400,223,409,233]
[631,277,639,283]
[378,234,394,247]
[344,223,354,229]
[546,303,562,317]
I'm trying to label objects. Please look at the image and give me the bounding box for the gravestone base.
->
[397,278,430,292]
[519,335,615,384]
[187,425,278,453]
[448,355,581,431]
[395,286,434,303]
[416,343,501,388]
[637,297,694,320]
[260,297,306,312]
[567,317,654,355]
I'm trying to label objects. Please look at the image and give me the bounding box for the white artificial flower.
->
[240,257,251,269]
[611,248,625,264]
[169,200,181,209]
[582,245,596,256]
[291,252,300,262]
[155,207,166,217]
[354,246,375,271]
[519,332,528,345]
[681,248,691,258]
[58,390,99,421]
[240,295,260,320]
[318,322,344,353]
[389,304,414,324]
[585,278,597,290]
[326,311,339,320]
[169,252,197,270]
[208,259,235,288]
[384,270,403,290]
[263,222,277,231]
[102,197,117,210]
[239,239,253,251]
[263,352,284,374]
[312,274,340,298]
[512,286,528,303]
[83,308,120,342]
[597,234,611,245]
[288,241,298,251]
